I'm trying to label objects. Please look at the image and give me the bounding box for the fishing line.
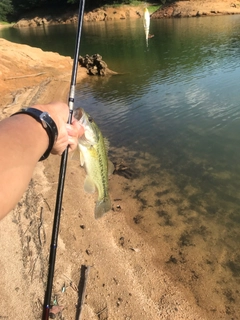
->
[42,0,86,319]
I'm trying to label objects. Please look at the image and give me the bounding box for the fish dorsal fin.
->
[108,160,115,176]
[84,176,96,194]
[104,138,110,152]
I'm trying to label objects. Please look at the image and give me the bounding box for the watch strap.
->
[11,107,58,161]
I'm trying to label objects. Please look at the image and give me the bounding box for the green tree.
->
[8,0,163,21]
[0,0,13,21]
[10,0,68,18]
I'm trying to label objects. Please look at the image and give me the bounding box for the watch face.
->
[40,112,49,129]
[39,112,58,140]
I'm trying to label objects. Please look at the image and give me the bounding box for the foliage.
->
[1,0,163,21]
[0,21,11,25]
[0,0,13,21]
[148,5,161,13]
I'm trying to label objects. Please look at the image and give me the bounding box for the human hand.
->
[65,118,85,153]
[33,102,84,155]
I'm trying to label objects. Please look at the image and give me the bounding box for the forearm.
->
[0,114,48,219]
[0,101,84,220]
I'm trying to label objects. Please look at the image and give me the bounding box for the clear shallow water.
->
[2,15,240,317]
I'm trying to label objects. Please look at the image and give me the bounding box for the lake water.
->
[1,15,240,318]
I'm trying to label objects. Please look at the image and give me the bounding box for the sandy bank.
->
[0,39,233,319]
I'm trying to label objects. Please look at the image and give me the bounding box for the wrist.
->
[11,108,58,161]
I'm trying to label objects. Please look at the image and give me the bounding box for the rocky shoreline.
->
[151,0,240,18]
[12,5,144,28]
[12,1,240,28]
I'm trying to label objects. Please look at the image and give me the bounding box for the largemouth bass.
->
[74,108,114,219]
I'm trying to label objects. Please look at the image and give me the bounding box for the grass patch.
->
[147,5,161,13]
[127,0,144,4]
[0,21,11,25]
[103,2,161,12]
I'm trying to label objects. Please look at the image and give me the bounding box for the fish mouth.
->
[73,107,83,121]
[74,108,94,125]
[74,108,91,129]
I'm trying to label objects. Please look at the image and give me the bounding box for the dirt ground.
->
[151,0,240,18]
[0,2,240,318]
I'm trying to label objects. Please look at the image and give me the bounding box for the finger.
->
[67,120,84,138]
[78,124,85,138]
[68,136,78,152]
[48,102,69,123]
[51,131,69,155]
[66,123,78,137]
[72,118,85,137]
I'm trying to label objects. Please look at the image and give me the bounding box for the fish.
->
[73,108,114,219]
[143,7,150,47]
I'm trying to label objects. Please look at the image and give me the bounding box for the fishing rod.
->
[42,0,86,318]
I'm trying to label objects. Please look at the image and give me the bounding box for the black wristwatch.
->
[11,107,58,161]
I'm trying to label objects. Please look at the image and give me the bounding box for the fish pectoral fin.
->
[80,151,85,166]
[84,176,96,194]
[70,146,85,167]
[108,160,115,176]
[70,147,80,161]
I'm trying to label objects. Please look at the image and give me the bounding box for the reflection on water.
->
[0,23,79,55]
[76,16,240,318]
[2,15,240,317]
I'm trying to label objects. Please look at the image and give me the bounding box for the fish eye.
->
[88,116,93,123]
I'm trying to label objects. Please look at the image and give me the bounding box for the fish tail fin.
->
[94,196,111,219]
